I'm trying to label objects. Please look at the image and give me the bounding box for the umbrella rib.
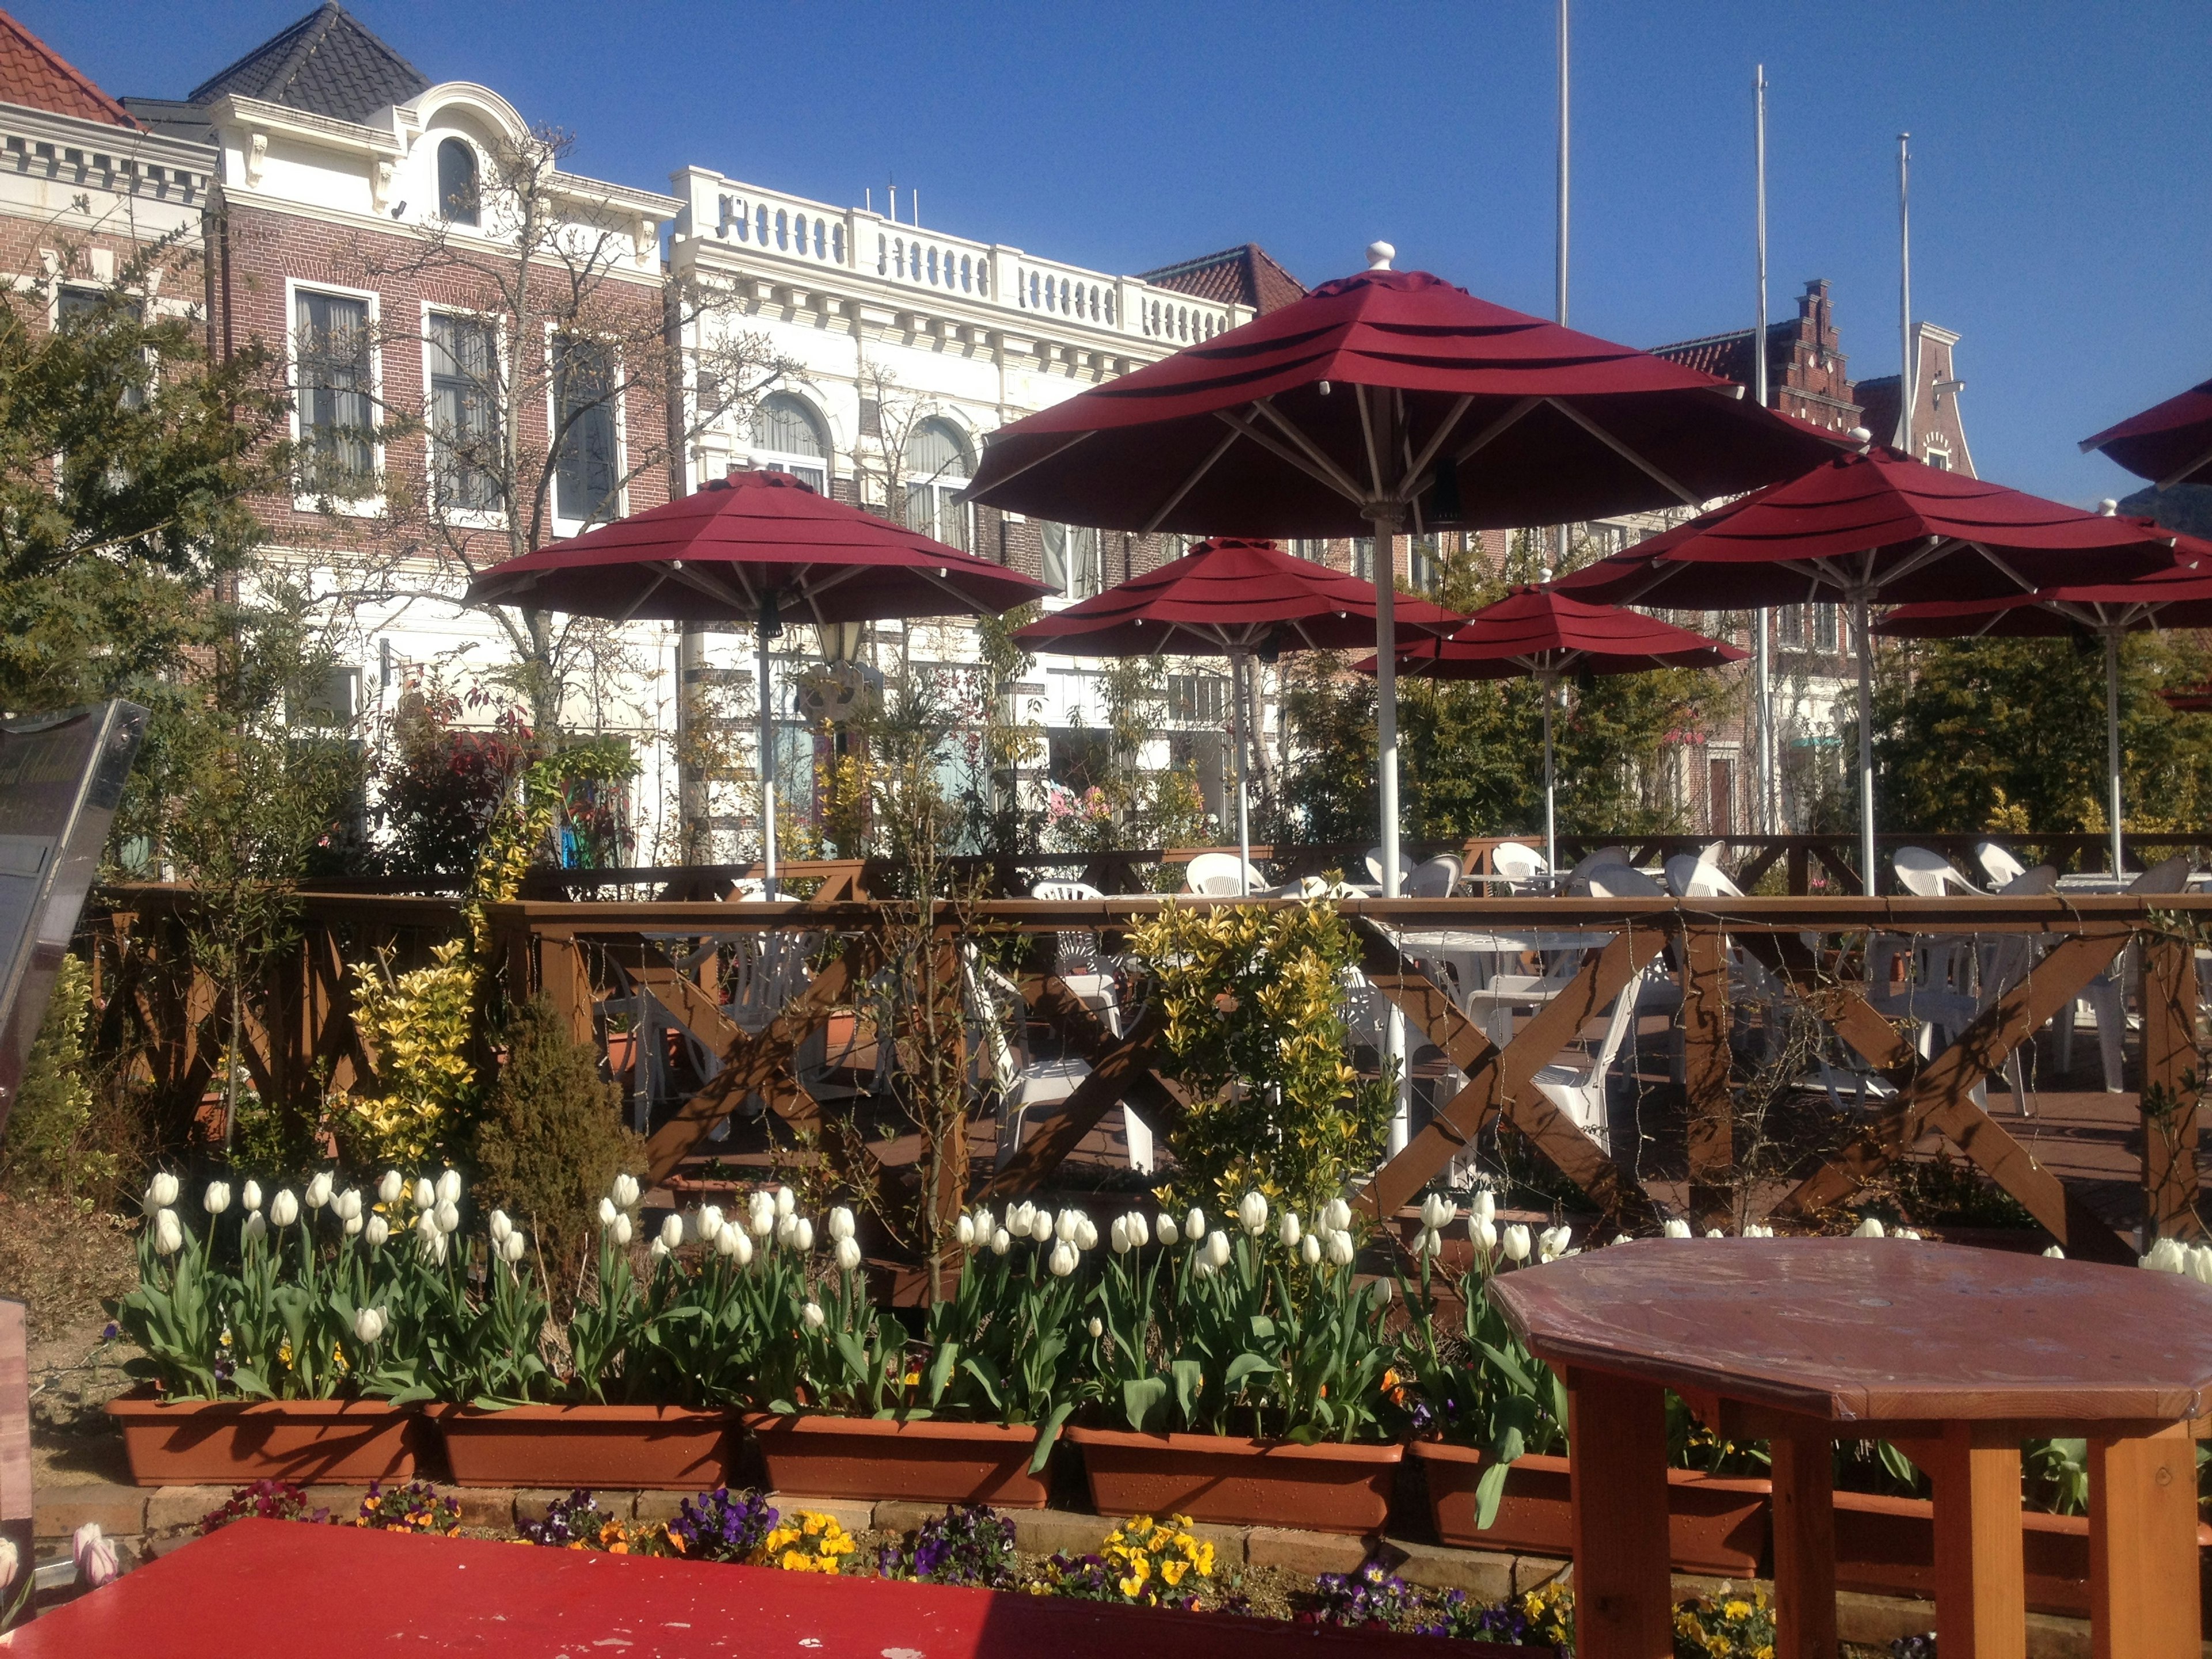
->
[915,569,995,615]
[1146,424,1244,534]
[612,568,672,624]
[1252,396,1373,502]
[1219,406,1367,505]
[1450,396,1541,465]
[664,560,757,611]
[1397,395,1476,502]
[1961,540,2039,595]
[2159,439,2212,492]
[1542,398,1706,507]
[961,429,1096,503]
[1355,385,1386,501]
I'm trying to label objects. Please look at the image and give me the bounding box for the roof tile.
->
[0,6,137,128]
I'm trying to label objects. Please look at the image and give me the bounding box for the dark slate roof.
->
[1649,320,1798,399]
[0,7,137,127]
[1138,244,1308,314]
[183,1,428,124]
[1854,374,1902,446]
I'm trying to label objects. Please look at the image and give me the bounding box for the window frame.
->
[420,301,504,526]
[434,136,480,227]
[546,329,626,532]
[286,276,384,515]
[749,391,830,494]
[900,416,973,554]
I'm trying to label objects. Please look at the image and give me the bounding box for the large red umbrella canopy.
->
[1011,537,1465,656]
[464,468,1048,624]
[1554,445,2181,611]
[967,266,1843,537]
[1365,585,1747,679]
[2081,377,2212,491]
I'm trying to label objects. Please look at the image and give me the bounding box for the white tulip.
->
[1474,1218,1498,1252]
[500,1230,527,1264]
[1049,1240,1078,1278]
[835,1237,862,1274]
[1706,1229,1726,1239]
[990,1227,1012,1256]
[1055,1208,1079,1243]
[960,1214,980,1249]
[650,1237,670,1260]
[1896,1228,1922,1241]
[1191,1259,1215,1282]
[1325,1229,1357,1268]
[828,1207,855,1242]
[152,1207,183,1255]
[415,1209,440,1245]
[0,1535,17,1589]
[612,1173,641,1210]
[1661,1218,1693,1239]
[774,1185,797,1219]
[200,1181,230,1216]
[1371,1277,1393,1308]
[801,1301,825,1330]
[749,1193,777,1238]
[436,1169,463,1206]
[1854,1217,1887,1240]
[343,1213,363,1238]
[241,1210,268,1246]
[792,1218,815,1252]
[489,1209,514,1245]
[269,1189,300,1228]
[1205,1229,1232,1270]
[599,1196,619,1227]
[1074,1216,1098,1251]
[1155,1212,1179,1247]
[304,1172,334,1210]
[660,1213,685,1251]
[1321,1198,1353,1233]
[413,1177,435,1211]
[699,1205,725,1242]
[419,1225,449,1266]
[1416,1228,1441,1257]
[1184,1208,1206,1243]
[1539,1225,1573,1262]
[1088,1316,1103,1339]
[1279,1212,1302,1249]
[1300,1234,1323,1267]
[722,1226,753,1265]
[378,1170,404,1206]
[1237,1192,1269,1236]
[434,1200,461,1236]
[1109,1215,1131,1254]
[2186,1245,2212,1285]
[1031,1210,1055,1244]
[1502,1223,1532,1263]
[335,1188,363,1223]
[1470,1189,1496,1228]
[363,1215,389,1248]
[775,1214,798,1247]
[1419,1193,1455,1233]
[1743,1225,1774,1238]
[354,1306,387,1344]
[1009,1201,1035,1236]
[612,1213,634,1247]
[145,1172,180,1213]
[241,1179,263,1213]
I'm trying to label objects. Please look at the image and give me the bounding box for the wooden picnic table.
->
[1490,1237,2212,1659]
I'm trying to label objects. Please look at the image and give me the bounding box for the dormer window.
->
[437,138,479,226]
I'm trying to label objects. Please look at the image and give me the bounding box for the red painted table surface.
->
[1490,1237,2212,1423]
[10,1520,1521,1659]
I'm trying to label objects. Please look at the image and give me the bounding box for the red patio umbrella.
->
[467,467,1050,884]
[1554,444,2181,891]
[1877,537,2212,876]
[2081,377,2212,491]
[1359,586,1745,873]
[967,249,1840,900]
[1013,537,1467,889]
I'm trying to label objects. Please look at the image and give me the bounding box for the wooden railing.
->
[86,883,2211,1265]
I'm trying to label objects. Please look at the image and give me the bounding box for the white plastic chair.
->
[1664,853,1738,900]
[1488,841,1550,891]
[1032,880,1120,1037]
[1529,965,1654,1154]
[1963,864,2060,1107]
[2057,855,2192,1091]
[1406,854,1462,897]
[1893,846,1979,897]
[1562,846,1634,895]
[965,952,1151,1175]
[1364,847,1414,889]
[1585,863,1666,900]
[1185,851,1265,896]
[1973,842,2028,891]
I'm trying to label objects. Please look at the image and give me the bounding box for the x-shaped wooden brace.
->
[1774,928,2136,1260]
[1350,921,1665,1232]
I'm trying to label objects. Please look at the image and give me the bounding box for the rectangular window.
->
[1410,534,1443,596]
[1040,523,1100,597]
[553,336,618,522]
[1288,539,1328,564]
[1167,673,1229,724]
[295,289,374,495]
[58,284,147,410]
[427,311,499,513]
[1352,537,1375,581]
[1777,605,1805,648]
[1812,604,1840,653]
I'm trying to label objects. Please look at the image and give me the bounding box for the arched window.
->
[902,417,971,552]
[436,138,478,225]
[752,392,828,494]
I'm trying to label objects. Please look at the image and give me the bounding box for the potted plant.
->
[109,1171,434,1484]
[1065,1194,1403,1536]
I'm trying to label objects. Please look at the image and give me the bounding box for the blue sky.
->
[32,1,2212,504]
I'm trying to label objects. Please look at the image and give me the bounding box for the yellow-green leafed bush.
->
[1125,897,1393,1217]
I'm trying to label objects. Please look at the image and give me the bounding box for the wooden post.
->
[2086,1425,2200,1659]
[1769,1434,1838,1659]
[2139,934,2201,1243]
[1566,1366,1674,1659]
[1910,1422,2026,1659]
[1787,842,1809,896]
[1683,923,1734,1228]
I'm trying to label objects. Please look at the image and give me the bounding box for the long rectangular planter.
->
[1065,1425,1402,1536]
[107,1388,428,1487]
[430,1403,736,1490]
[1410,1442,1770,1575]
[741,1414,1052,1509]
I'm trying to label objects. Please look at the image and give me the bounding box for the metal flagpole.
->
[1231,649,1253,895]
[1542,675,1559,876]
[757,598,781,897]
[1554,0,1571,588]
[1897,134,1914,454]
[1753,66,1774,834]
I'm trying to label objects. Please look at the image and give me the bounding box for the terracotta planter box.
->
[107,1388,427,1487]
[1065,1426,1402,1536]
[743,1414,1053,1509]
[430,1404,736,1490]
[1410,1442,1770,1574]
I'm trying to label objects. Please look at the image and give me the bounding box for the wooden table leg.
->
[2088,1424,2200,1659]
[1770,1435,1837,1659]
[1908,1422,2026,1659]
[1566,1366,1673,1659]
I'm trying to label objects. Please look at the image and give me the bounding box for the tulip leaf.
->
[1171,1357,1203,1423]
[1027,1402,1075,1475]
[1222,1351,1275,1391]
[926,1342,960,1406]
[1122,1376,1168,1431]
[959,1355,1003,1409]
[1474,1458,1513,1529]
[228,1365,273,1400]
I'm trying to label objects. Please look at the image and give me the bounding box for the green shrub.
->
[469,995,643,1293]
[3,955,119,1202]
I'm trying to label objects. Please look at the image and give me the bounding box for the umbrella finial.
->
[1366,241,1395,271]
[1848,425,1873,453]
[2099,498,2118,516]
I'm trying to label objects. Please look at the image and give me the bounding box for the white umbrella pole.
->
[758,615,779,897]
[1543,676,1558,877]
[1232,648,1252,896]
[2104,627,2125,877]
[1854,593,1877,895]
[1371,506,1407,1157]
